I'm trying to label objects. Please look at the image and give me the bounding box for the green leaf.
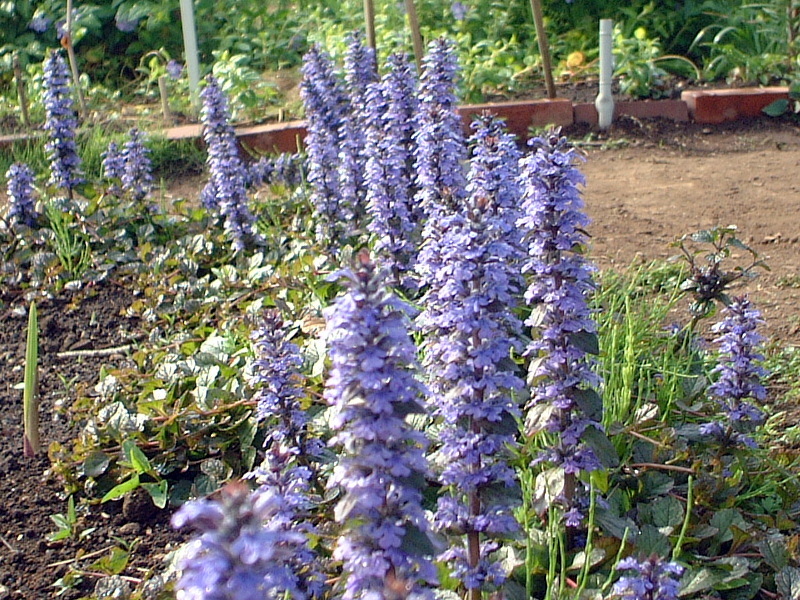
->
[533,468,565,515]
[83,451,110,477]
[101,474,141,502]
[635,524,670,558]
[122,439,152,475]
[650,495,684,529]
[679,567,721,597]
[573,388,604,423]
[710,508,747,543]
[759,535,789,571]
[141,480,168,509]
[90,546,130,575]
[581,426,619,468]
[762,98,789,117]
[569,330,600,355]
[525,402,557,434]
[776,567,800,600]
[399,524,437,556]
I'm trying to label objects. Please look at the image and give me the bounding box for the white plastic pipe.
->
[179,0,201,106]
[595,19,614,129]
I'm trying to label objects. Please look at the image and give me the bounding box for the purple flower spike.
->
[248,309,323,462]
[701,296,767,447]
[324,250,437,600]
[418,115,525,591]
[102,142,124,181]
[612,555,684,600]
[43,50,83,195]
[122,128,153,203]
[518,131,604,521]
[301,44,352,251]
[200,76,262,251]
[364,54,420,286]
[6,163,38,227]
[172,481,323,600]
[413,38,467,287]
[338,31,378,229]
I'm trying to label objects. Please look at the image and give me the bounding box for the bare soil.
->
[1,114,800,598]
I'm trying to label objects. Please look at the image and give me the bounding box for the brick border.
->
[0,87,789,154]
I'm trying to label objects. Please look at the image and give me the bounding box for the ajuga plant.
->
[300,44,351,252]
[6,163,39,227]
[172,481,322,600]
[121,128,153,204]
[245,309,326,598]
[413,37,467,288]
[418,115,525,596]
[612,555,685,600]
[700,295,767,449]
[518,131,605,530]
[101,141,124,195]
[200,75,262,251]
[364,53,419,287]
[672,226,766,322]
[43,49,83,198]
[248,309,324,472]
[324,250,437,600]
[247,153,305,189]
[339,30,378,227]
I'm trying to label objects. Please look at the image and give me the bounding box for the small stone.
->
[94,575,132,600]
[137,574,165,600]
[119,522,141,536]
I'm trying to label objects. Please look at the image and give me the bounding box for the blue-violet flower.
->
[418,115,525,592]
[612,555,684,600]
[518,131,603,524]
[43,50,83,194]
[200,75,262,250]
[6,163,38,226]
[700,296,767,448]
[324,250,437,600]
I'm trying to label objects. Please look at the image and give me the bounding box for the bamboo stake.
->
[13,54,31,128]
[404,0,424,71]
[529,0,556,99]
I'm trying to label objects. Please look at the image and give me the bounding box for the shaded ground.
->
[0,285,185,599]
[1,115,799,597]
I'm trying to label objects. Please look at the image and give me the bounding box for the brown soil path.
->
[578,119,800,345]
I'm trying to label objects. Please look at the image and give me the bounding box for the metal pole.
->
[179,0,201,107]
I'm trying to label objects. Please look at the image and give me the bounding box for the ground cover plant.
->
[1,33,800,600]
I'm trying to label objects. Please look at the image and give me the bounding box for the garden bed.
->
[1,115,800,599]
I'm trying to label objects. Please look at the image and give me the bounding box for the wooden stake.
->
[404,0,424,72]
[63,0,88,118]
[364,0,377,51]
[529,0,556,99]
